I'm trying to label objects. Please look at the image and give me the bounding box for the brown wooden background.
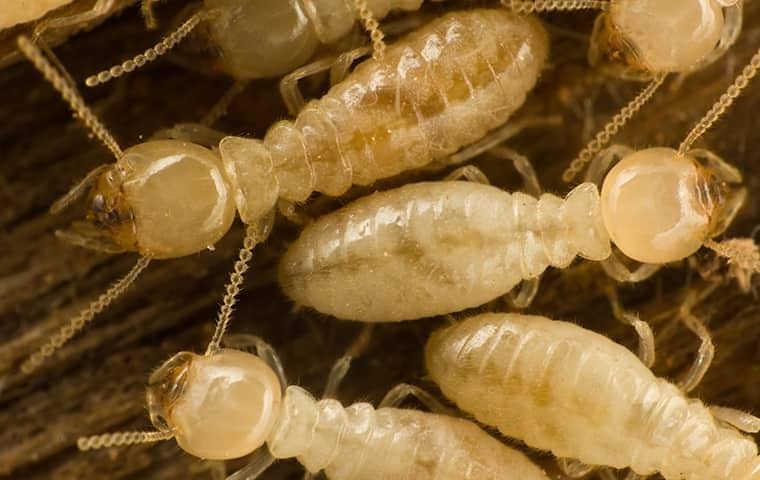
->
[0,2,758,479]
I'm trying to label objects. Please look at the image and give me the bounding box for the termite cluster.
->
[1,1,759,479]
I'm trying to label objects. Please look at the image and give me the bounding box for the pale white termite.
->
[502,0,745,182]
[14,8,548,374]
[425,312,760,480]
[83,0,423,90]
[278,45,760,323]
[74,292,551,480]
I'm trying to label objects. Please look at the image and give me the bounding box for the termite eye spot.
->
[601,148,711,264]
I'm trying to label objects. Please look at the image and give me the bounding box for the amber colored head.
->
[601,147,745,264]
[78,140,237,259]
[147,349,283,460]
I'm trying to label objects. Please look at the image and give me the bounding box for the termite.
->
[278,45,760,324]
[15,7,549,374]
[502,0,744,182]
[425,312,760,480]
[83,0,415,98]
[74,265,552,480]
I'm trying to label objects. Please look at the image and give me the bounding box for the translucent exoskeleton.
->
[14,8,548,374]
[279,45,760,322]
[83,0,425,87]
[75,270,551,480]
[425,312,760,480]
[502,0,745,182]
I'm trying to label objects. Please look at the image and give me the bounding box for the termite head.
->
[147,349,282,460]
[203,0,320,78]
[589,0,739,79]
[57,140,237,259]
[600,147,745,264]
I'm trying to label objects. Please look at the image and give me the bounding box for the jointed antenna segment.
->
[505,0,609,13]
[21,257,151,374]
[17,36,123,159]
[679,46,760,154]
[562,75,665,182]
[353,0,386,60]
[563,75,666,182]
[206,224,267,356]
[78,429,173,450]
[85,11,208,87]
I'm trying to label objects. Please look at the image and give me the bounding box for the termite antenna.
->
[20,257,151,375]
[141,0,163,30]
[77,429,173,451]
[503,0,610,13]
[16,36,123,160]
[205,215,274,356]
[563,74,666,182]
[353,0,386,60]
[679,46,760,154]
[85,10,209,87]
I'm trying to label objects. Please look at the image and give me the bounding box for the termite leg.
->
[280,44,365,117]
[34,0,116,40]
[709,406,760,433]
[379,383,454,416]
[201,79,252,127]
[508,276,540,310]
[150,122,227,148]
[323,325,374,398]
[584,144,634,186]
[438,115,561,170]
[141,0,162,29]
[206,461,227,480]
[600,250,660,283]
[225,448,276,480]
[489,146,541,197]
[676,292,715,393]
[222,334,287,391]
[556,457,596,478]
[598,468,619,480]
[329,46,373,86]
[277,199,313,226]
[444,165,490,184]
[605,286,656,368]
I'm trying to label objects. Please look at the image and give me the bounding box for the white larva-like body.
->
[279,181,610,321]
[220,8,549,223]
[267,385,551,480]
[425,313,760,480]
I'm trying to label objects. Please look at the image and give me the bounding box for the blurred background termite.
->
[0,1,758,479]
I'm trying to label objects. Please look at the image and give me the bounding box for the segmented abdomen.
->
[267,385,550,480]
[264,8,548,202]
[425,313,760,480]
[278,181,609,322]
